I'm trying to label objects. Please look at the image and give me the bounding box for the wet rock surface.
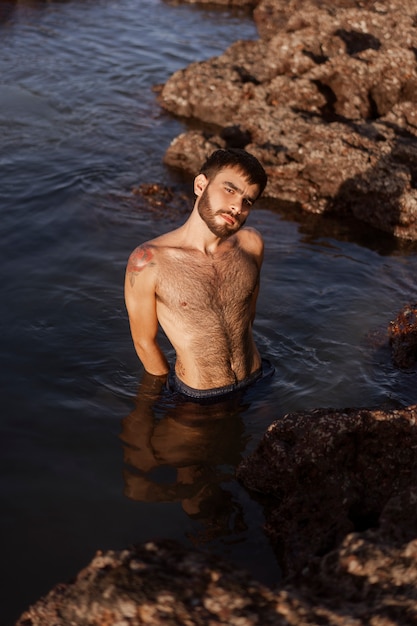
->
[296,485,417,625]
[237,404,417,579]
[15,541,281,626]
[159,0,417,239]
[389,303,417,369]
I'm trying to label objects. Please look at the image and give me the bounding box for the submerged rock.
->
[389,303,417,369]
[159,0,417,240]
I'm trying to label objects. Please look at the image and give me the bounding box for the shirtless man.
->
[124,148,271,400]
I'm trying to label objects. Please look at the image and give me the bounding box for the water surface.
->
[1,0,416,623]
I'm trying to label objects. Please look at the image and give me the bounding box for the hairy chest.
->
[156,248,259,315]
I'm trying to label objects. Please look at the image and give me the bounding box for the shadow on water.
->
[0,1,15,23]
[116,358,282,590]
[120,372,253,545]
[330,123,417,246]
[260,101,417,256]
[0,0,64,24]
[258,195,417,257]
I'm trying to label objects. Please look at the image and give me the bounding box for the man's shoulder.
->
[128,229,175,261]
[235,226,264,253]
[127,241,157,269]
[238,225,263,240]
[126,237,170,285]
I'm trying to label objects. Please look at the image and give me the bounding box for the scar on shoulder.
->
[127,245,154,286]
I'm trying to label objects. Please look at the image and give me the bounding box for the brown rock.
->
[15,540,284,626]
[389,303,417,369]
[176,0,259,7]
[159,0,417,239]
[237,404,417,578]
[298,486,417,624]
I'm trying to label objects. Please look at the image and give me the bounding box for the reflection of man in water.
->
[120,372,249,541]
[124,148,272,400]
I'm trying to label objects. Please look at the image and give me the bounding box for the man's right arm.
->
[124,244,169,376]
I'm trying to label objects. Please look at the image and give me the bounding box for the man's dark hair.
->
[200,148,268,198]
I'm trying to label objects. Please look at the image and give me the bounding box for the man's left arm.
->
[124,245,170,376]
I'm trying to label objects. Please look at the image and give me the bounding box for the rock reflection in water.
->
[120,372,250,542]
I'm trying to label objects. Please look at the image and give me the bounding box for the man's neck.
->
[180,207,228,255]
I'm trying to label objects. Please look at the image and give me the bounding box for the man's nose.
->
[230,197,242,214]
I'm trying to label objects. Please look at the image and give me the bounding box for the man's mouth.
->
[219,213,235,225]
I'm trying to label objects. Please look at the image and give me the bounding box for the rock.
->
[131,182,191,215]
[159,0,417,239]
[389,303,417,369]
[15,540,284,626]
[237,404,417,579]
[103,182,192,225]
[178,0,259,7]
[297,486,417,625]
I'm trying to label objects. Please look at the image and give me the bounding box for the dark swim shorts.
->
[167,358,275,401]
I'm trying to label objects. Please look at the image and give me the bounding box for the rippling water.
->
[1,0,417,623]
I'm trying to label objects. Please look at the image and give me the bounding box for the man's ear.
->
[194,173,208,197]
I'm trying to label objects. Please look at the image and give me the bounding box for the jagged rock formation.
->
[159,0,417,239]
[389,303,417,369]
[237,404,417,579]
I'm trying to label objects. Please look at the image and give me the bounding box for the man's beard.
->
[197,186,246,238]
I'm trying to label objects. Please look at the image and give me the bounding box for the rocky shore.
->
[159,0,417,240]
[15,1,417,624]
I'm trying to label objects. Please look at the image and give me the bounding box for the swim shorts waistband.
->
[168,358,275,401]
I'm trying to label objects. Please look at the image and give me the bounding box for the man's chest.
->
[156,249,259,311]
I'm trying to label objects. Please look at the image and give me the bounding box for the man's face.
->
[196,167,260,238]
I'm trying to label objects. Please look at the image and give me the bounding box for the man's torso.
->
[154,234,261,388]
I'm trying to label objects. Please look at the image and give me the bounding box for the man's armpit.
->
[127,244,155,287]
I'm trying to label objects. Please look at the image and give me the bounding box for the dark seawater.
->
[1,0,416,623]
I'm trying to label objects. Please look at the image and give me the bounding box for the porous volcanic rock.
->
[15,541,282,626]
[389,303,417,369]
[237,404,417,579]
[159,0,417,239]
[296,485,417,625]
